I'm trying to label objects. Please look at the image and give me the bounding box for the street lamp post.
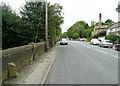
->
[45,0,48,51]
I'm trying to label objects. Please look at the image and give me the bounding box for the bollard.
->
[7,62,18,78]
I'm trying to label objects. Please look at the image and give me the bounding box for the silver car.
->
[60,38,68,45]
[90,39,100,45]
[99,40,113,48]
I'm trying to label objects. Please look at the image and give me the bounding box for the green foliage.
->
[67,18,114,41]
[48,3,63,43]
[67,21,89,39]
[2,3,23,49]
[2,2,64,49]
[72,33,79,39]
[91,21,96,26]
[84,29,91,38]
[20,2,46,42]
[105,34,120,44]
[105,19,114,27]
[90,34,98,39]
[96,31,106,37]
[61,32,67,38]
[95,19,114,27]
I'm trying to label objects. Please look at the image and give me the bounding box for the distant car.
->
[90,39,100,45]
[99,40,113,48]
[60,38,68,45]
[79,38,86,41]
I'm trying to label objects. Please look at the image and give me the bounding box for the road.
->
[45,41,119,84]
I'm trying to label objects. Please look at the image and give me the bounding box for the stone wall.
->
[2,42,46,81]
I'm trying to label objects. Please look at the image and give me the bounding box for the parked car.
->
[115,39,120,51]
[90,39,100,45]
[99,40,113,48]
[115,44,120,51]
[60,38,68,45]
[79,38,86,41]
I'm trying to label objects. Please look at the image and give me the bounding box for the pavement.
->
[45,41,119,84]
[2,44,59,85]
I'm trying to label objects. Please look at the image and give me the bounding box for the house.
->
[93,25,109,35]
[92,13,109,35]
[106,2,120,36]
[106,22,120,36]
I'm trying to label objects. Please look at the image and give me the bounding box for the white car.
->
[99,40,113,48]
[60,38,68,45]
[90,39,100,45]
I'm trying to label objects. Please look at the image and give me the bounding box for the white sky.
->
[1,0,119,32]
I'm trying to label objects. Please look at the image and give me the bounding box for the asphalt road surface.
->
[45,41,119,84]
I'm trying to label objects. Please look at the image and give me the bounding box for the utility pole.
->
[45,0,48,51]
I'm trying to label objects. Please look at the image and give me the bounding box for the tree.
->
[48,3,64,44]
[67,21,89,39]
[2,2,64,49]
[84,29,91,38]
[72,33,79,39]
[2,3,22,49]
[20,2,46,43]
[61,32,67,38]
[105,19,114,26]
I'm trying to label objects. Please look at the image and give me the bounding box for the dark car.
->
[115,44,120,51]
[60,38,68,45]
[115,38,120,51]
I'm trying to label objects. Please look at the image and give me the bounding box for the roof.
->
[94,25,109,30]
[109,22,120,29]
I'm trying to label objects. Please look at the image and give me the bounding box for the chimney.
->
[99,13,102,25]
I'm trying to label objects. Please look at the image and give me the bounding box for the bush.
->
[105,34,120,44]
[61,32,67,38]
[72,33,79,39]
[96,31,106,37]
[90,34,98,40]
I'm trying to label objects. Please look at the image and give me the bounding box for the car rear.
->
[60,38,68,45]
[103,40,113,48]
[90,39,100,45]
